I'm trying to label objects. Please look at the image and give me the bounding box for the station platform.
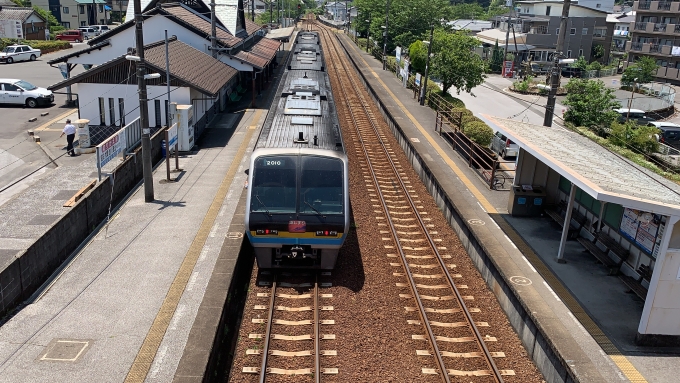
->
[0,41,293,382]
[333,31,680,382]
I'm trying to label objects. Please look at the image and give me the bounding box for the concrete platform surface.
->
[0,108,263,382]
[336,32,680,382]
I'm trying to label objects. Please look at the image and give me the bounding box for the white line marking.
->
[522,256,537,273]
[187,272,199,291]
[199,245,211,262]
[504,235,518,249]
[542,281,561,302]
[476,201,487,213]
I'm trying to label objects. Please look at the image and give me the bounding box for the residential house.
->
[243,0,267,15]
[448,19,493,35]
[47,3,278,122]
[325,1,352,22]
[47,38,238,138]
[492,2,613,66]
[32,0,108,28]
[0,6,48,40]
[626,0,680,85]
[607,10,635,56]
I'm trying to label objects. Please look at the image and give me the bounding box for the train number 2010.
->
[266,160,282,166]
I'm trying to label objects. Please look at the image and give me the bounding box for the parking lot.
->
[0,42,87,197]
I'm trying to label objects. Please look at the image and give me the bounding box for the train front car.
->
[245,31,349,269]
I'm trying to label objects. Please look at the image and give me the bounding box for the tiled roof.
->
[162,3,242,47]
[232,37,280,69]
[233,51,268,69]
[48,38,237,97]
[244,18,262,36]
[144,39,238,95]
[89,4,242,48]
[0,7,40,23]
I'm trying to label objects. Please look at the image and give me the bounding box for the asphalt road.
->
[0,42,87,197]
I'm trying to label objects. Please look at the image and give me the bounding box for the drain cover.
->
[40,339,91,362]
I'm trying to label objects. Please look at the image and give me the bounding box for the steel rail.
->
[314,273,321,383]
[317,22,504,382]
[258,274,277,383]
[317,26,450,383]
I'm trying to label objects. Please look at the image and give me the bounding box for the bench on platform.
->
[577,232,630,275]
[619,264,653,301]
[236,84,247,94]
[545,200,588,240]
[229,92,242,102]
[597,232,630,266]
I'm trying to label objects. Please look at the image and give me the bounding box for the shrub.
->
[609,122,660,154]
[587,61,602,71]
[463,120,494,147]
[0,38,70,53]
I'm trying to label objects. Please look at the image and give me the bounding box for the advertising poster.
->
[395,46,402,64]
[620,208,639,242]
[636,215,660,254]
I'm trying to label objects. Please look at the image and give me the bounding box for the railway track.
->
[242,271,337,381]
[315,21,514,382]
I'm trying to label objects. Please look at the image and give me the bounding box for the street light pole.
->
[419,26,433,106]
[133,0,154,202]
[365,18,370,53]
[543,0,572,127]
[382,0,390,70]
[626,78,638,123]
[210,0,217,58]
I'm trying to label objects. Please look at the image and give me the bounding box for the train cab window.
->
[300,156,343,215]
[251,156,297,213]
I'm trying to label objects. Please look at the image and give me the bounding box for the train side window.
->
[300,156,343,215]
[251,156,297,213]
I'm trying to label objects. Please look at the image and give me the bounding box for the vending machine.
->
[174,104,194,152]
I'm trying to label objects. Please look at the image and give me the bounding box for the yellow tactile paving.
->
[342,34,649,383]
[123,108,263,383]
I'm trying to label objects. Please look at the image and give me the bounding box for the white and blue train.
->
[245,31,349,269]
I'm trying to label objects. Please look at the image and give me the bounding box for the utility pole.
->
[133,0,154,202]
[270,0,272,23]
[503,15,510,77]
[252,0,255,21]
[382,0,390,70]
[543,0,572,127]
[419,26,433,106]
[365,16,370,53]
[210,0,217,58]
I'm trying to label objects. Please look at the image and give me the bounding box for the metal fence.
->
[582,67,618,79]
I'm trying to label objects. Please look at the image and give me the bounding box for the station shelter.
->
[483,115,680,346]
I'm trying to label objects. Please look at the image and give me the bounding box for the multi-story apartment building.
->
[32,0,108,29]
[491,1,613,67]
[626,0,680,84]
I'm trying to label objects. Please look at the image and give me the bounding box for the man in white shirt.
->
[59,119,77,157]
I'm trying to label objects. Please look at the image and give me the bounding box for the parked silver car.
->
[490,131,519,159]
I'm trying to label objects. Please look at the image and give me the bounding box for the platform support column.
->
[557,183,576,263]
[596,201,606,233]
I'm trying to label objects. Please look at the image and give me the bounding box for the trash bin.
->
[508,186,546,217]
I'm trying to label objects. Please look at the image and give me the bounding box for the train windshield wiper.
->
[255,194,271,216]
[304,201,325,218]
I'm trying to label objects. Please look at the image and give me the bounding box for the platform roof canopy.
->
[482,115,680,217]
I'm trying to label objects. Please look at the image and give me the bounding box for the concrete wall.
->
[0,131,164,317]
[338,38,578,383]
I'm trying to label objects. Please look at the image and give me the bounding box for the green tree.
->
[430,29,486,94]
[591,44,605,61]
[354,0,451,56]
[486,0,508,18]
[450,3,485,20]
[408,40,427,74]
[563,79,621,129]
[622,56,658,85]
[32,6,65,35]
[489,39,503,73]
